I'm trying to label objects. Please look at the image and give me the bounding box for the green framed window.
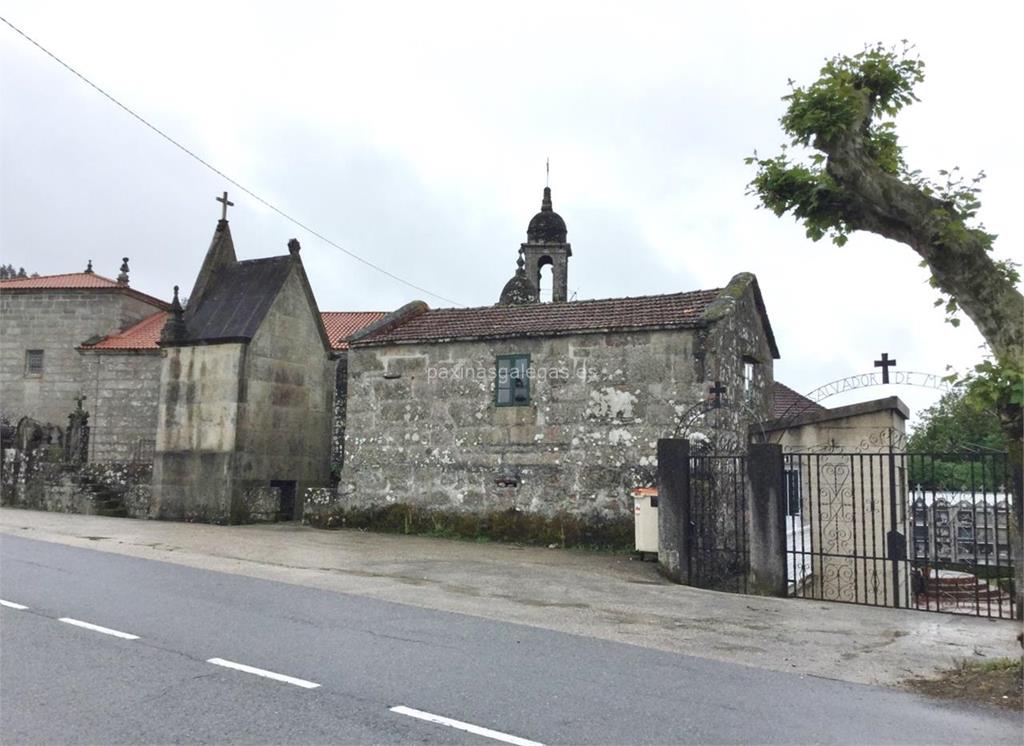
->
[25,349,44,376]
[495,354,530,406]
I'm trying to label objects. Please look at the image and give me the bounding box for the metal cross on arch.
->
[874,352,897,384]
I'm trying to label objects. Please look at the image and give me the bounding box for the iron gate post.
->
[657,438,690,584]
[887,444,903,608]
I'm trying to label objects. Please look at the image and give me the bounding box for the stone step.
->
[920,588,1010,602]
[931,576,989,588]
[930,587,1006,601]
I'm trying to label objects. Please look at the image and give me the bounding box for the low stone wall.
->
[1,451,153,519]
[239,484,281,523]
[303,487,632,549]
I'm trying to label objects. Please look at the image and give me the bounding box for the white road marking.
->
[390,705,544,746]
[206,658,320,689]
[58,617,139,640]
[0,599,29,610]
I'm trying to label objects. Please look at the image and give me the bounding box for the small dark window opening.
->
[496,355,530,406]
[25,350,44,376]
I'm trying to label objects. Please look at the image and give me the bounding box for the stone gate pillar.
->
[657,438,690,583]
[746,443,787,596]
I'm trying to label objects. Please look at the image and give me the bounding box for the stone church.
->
[0,259,169,461]
[3,186,793,529]
[0,205,383,524]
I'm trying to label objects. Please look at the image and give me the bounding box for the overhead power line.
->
[0,16,465,307]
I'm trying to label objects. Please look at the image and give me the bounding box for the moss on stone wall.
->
[305,502,633,550]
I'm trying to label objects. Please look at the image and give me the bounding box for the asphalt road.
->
[0,534,1019,745]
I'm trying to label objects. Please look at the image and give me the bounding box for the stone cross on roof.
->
[216,191,234,221]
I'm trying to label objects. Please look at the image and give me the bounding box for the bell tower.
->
[521,186,572,302]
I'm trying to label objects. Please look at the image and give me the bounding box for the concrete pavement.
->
[1,507,1019,688]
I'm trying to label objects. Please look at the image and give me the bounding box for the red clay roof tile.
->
[354,289,723,346]
[771,381,827,420]
[0,272,121,289]
[81,311,169,351]
[80,310,385,352]
[0,271,170,309]
[321,311,388,350]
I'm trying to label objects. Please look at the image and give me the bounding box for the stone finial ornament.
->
[288,238,301,256]
[498,250,539,305]
[160,285,188,344]
[117,257,130,285]
[84,259,93,274]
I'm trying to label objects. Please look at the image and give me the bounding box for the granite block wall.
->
[342,328,703,521]
[0,290,161,435]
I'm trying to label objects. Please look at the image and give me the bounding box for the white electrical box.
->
[631,487,659,553]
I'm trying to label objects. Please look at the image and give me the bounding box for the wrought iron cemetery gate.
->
[687,452,750,593]
[783,450,1016,619]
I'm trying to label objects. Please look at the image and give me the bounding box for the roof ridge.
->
[0,270,118,284]
[354,288,729,347]
[320,310,388,315]
[234,255,292,266]
[422,286,724,313]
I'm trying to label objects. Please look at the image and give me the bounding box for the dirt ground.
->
[906,657,1023,711]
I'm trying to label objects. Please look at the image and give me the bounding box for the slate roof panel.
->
[182,257,293,343]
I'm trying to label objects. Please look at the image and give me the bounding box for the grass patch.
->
[905,657,1022,711]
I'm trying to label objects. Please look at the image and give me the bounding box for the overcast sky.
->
[1,1,1019,424]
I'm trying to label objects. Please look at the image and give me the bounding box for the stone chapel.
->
[335,188,780,524]
[150,213,337,523]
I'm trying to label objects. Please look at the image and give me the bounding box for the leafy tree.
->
[747,42,1022,613]
[907,389,1006,491]
[0,264,36,280]
[909,390,1004,453]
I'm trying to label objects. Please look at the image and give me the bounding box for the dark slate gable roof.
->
[181,256,294,343]
[353,288,724,346]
